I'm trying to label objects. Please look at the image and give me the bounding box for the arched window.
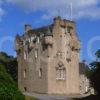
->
[56,62,66,80]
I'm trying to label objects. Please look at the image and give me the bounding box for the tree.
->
[0,52,18,81]
[90,49,100,96]
[95,49,100,60]
[0,52,25,100]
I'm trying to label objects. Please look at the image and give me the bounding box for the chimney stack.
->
[54,16,61,25]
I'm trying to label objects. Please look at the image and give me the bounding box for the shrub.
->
[0,65,24,100]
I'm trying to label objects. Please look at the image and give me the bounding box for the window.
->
[65,27,71,33]
[31,36,35,42]
[35,49,38,58]
[66,47,71,61]
[67,27,71,33]
[56,62,66,80]
[65,27,68,33]
[24,87,27,91]
[66,26,73,35]
[24,69,26,79]
[24,51,27,60]
[56,51,62,57]
[24,40,29,56]
[39,68,42,78]
[37,37,40,43]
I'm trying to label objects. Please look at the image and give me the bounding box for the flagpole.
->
[70,3,73,21]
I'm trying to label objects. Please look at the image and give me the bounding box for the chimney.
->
[25,24,32,33]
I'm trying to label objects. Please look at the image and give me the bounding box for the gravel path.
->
[23,92,90,100]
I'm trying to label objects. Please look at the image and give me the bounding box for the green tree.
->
[0,52,24,100]
[90,49,100,95]
[0,52,18,81]
[95,49,100,61]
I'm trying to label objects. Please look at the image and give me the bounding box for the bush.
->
[0,65,25,100]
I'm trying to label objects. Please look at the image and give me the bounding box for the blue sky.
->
[0,0,100,63]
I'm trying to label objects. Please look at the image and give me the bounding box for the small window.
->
[24,69,26,78]
[24,51,27,60]
[31,36,35,42]
[67,26,73,35]
[65,27,68,33]
[56,51,62,57]
[24,87,27,91]
[39,68,42,78]
[37,37,40,43]
[67,27,71,33]
[66,47,71,61]
[35,49,38,58]
[24,40,30,53]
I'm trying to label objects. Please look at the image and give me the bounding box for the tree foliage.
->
[90,49,100,95]
[0,52,24,100]
[0,52,18,81]
[95,49,100,60]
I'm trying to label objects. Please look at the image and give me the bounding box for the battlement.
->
[15,16,79,56]
[16,16,76,41]
[54,16,75,29]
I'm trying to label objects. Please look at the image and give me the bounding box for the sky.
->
[0,0,100,63]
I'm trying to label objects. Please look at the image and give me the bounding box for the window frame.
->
[56,63,66,80]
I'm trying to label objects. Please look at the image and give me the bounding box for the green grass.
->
[25,96,38,100]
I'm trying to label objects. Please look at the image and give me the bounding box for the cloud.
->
[6,0,100,20]
[0,0,5,22]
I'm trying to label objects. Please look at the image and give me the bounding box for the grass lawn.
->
[25,96,38,100]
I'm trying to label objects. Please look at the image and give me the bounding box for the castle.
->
[15,16,90,95]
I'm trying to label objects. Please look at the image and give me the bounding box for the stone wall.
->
[16,16,82,95]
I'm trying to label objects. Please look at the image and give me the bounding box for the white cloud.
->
[0,0,5,22]
[6,0,100,20]
[0,8,5,16]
